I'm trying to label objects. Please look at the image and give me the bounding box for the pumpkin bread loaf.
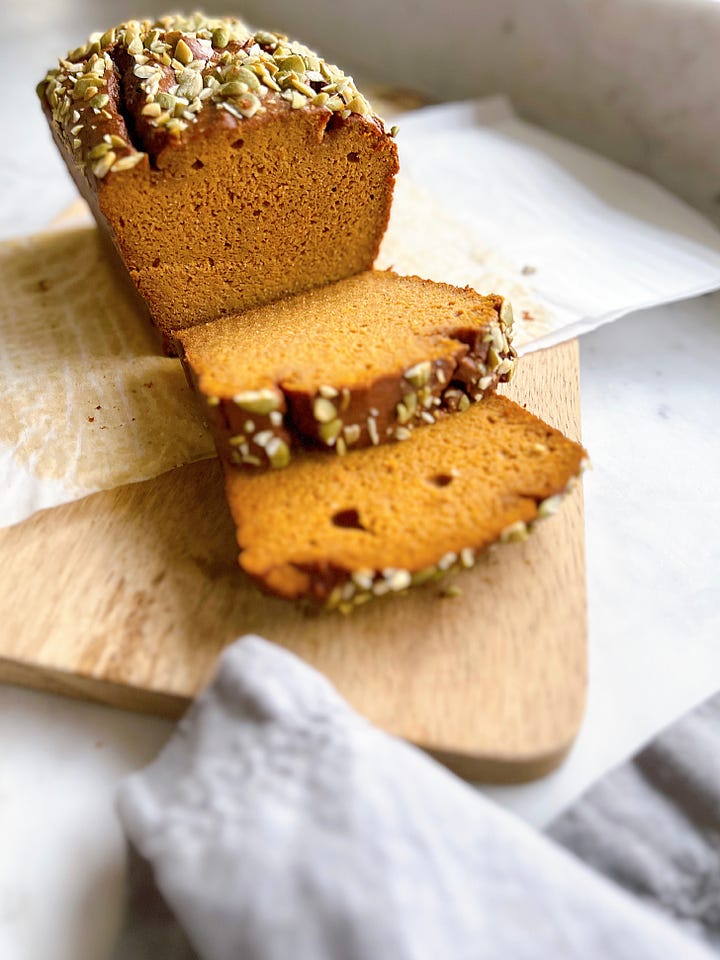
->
[178,271,517,468]
[37,13,399,338]
[224,394,586,608]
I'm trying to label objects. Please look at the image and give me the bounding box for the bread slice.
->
[37,14,398,338]
[178,271,516,468]
[224,394,586,607]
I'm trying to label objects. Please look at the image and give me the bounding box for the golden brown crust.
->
[223,394,587,608]
[37,14,399,336]
[178,271,517,468]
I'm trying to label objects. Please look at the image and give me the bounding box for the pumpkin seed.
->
[111,152,144,172]
[177,71,203,99]
[318,419,343,444]
[236,92,261,118]
[500,521,530,544]
[92,150,116,178]
[175,39,194,65]
[500,299,514,328]
[313,397,337,423]
[277,54,306,75]
[212,26,230,49]
[537,494,563,519]
[232,389,282,414]
[404,361,431,388]
[266,438,290,469]
[343,424,361,445]
[88,141,111,159]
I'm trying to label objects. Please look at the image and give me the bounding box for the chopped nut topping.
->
[343,424,361,446]
[38,13,382,176]
[265,437,290,469]
[318,418,343,444]
[404,360,432,388]
[367,417,379,446]
[111,153,144,172]
[312,396,337,424]
[499,521,530,544]
[174,39,193,65]
[441,585,462,599]
[500,298,514,328]
[92,150,116,178]
[232,388,282,414]
[537,494,564,518]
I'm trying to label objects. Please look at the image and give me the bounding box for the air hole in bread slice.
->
[332,508,366,531]
[428,474,454,488]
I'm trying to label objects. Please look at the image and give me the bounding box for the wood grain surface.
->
[0,340,585,783]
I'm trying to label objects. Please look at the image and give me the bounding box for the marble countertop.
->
[2,3,719,958]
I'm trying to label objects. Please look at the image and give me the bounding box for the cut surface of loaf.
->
[37,13,398,337]
[224,394,586,608]
[178,271,517,468]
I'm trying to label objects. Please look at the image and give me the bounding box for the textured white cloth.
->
[116,637,714,960]
[549,692,720,949]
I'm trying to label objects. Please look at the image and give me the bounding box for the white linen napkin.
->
[116,636,715,960]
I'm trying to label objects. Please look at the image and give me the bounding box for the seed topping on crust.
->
[323,472,579,612]
[38,13,380,179]
[198,293,517,471]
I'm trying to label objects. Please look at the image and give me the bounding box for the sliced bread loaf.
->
[224,394,586,608]
[179,271,516,468]
[37,14,398,338]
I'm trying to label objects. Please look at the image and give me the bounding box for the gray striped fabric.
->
[548,693,720,950]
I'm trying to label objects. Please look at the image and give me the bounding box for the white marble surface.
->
[1,3,719,959]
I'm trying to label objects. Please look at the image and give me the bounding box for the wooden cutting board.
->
[0,336,585,783]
